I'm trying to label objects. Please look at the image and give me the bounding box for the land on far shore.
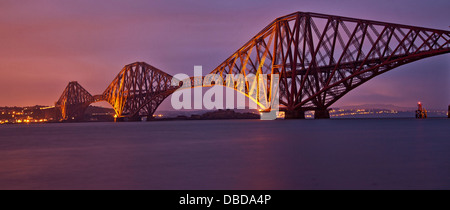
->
[0,103,448,124]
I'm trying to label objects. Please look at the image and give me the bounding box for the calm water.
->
[0,118,449,190]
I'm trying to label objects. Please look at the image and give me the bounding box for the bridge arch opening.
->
[332,55,450,110]
[169,85,270,111]
[84,101,117,121]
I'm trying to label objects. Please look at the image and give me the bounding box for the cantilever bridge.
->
[55,12,450,121]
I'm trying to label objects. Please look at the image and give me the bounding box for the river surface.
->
[0,118,449,190]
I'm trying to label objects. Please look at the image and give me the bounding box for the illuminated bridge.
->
[55,12,450,121]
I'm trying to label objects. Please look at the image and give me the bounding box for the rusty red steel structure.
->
[55,12,450,121]
[56,81,95,120]
[210,12,450,118]
[103,62,177,120]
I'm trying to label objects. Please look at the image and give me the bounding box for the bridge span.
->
[55,12,450,121]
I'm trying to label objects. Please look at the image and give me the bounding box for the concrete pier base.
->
[284,110,305,119]
[314,109,330,119]
[115,117,125,122]
[116,115,141,122]
[129,115,142,122]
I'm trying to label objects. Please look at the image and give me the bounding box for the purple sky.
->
[0,0,448,109]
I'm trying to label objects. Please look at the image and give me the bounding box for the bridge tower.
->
[55,81,95,121]
[102,62,177,120]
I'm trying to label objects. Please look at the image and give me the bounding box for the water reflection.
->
[0,119,449,189]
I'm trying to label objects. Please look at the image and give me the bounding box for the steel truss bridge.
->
[55,12,450,121]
